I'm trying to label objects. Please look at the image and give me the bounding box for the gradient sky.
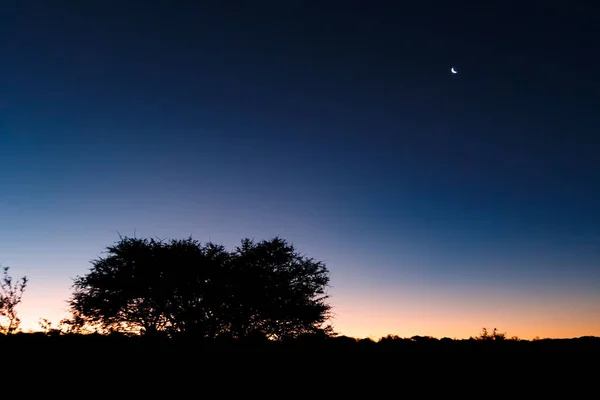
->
[1,1,599,340]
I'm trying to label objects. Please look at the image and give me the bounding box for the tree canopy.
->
[68,236,332,340]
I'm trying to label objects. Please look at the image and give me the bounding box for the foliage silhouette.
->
[67,235,332,340]
[474,327,507,341]
[3,328,600,354]
[0,266,28,334]
[38,317,83,336]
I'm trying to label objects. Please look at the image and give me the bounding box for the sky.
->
[1,1,599,340]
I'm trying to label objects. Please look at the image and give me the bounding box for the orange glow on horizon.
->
[12,277,600,340]
[15,299,600,341]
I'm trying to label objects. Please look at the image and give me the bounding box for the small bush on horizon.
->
[474,327,510,341]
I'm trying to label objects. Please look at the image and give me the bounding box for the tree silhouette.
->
[67,235,332,340]
[0,266,28,334]
[158,238,231,339]
[68,236,166,335]
[225,237,332,340]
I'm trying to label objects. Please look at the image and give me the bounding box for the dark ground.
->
[4,332,595,397]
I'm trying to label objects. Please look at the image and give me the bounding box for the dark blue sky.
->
[1,1,599,338]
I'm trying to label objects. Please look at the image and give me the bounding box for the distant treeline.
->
[2,332,600,352]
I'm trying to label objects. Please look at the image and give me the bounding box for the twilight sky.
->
[1,1,599,339]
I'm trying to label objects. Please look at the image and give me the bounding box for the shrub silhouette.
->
[0,266,28,334]
[67,235,332,340]
[475,327,507,341]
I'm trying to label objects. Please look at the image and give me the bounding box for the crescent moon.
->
[451,67,458,74]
